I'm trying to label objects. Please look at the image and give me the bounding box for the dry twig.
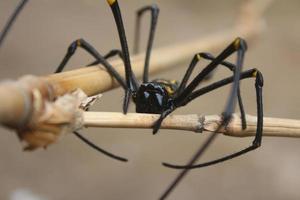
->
[82,112,300,138]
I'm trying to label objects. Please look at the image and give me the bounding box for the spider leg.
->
[176,52,246,128]
[175,53,225,96]
[107,0,139,113]
[0,0,29,48]
[152,108,174,134]
[73,131,128,162]
[162,68,263,169]
[55,38,126,89]
[199,52,247,129]
[54,39,129,162]
[133,4,159,83]
[159,69,262,199]
[87,49,124,66]
[87,49,140,96]
[153,38,247,134]
[174,38,247,114]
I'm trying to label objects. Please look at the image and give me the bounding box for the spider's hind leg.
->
[199,52,247,129]
[163,68,264,169]
[175,38,248,131]
[153,38,247,134]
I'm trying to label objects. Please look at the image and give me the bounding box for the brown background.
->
[0,0,300,199]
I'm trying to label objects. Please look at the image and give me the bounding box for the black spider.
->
[0,0,264,172]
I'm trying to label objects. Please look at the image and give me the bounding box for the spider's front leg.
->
[55,38,127,89]
[152,107,174,134]
[88,49,124,66]
[107,0,139,114]
[54,38,129,162]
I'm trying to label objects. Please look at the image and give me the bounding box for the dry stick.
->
[83,112,300,138]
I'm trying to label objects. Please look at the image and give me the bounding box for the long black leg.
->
[162,68,263,169]
[55,38,126,89]
[176,53,224,96]
[175,54,200,96]
[159,69,262,199]
[73,131,128,162]
[133,4,159,83]
[88,49,124,66]
[54,39,129,162]
[199,52,247,129]
[152,38,247,134]
[107,0,139,114]
[0,0,29,48]
[159,132,218,200]
[88,49,141,86]
[176,52,246,129]
[175,38,247,109]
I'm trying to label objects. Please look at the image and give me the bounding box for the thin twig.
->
[82,112,300,138]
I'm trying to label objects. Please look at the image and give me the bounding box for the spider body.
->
[133,79,178,114]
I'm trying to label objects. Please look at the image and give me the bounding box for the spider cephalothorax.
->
[133,79,178,114]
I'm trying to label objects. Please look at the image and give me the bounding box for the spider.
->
[1,0,264,169]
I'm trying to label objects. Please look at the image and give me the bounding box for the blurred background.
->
[0,0,300,199]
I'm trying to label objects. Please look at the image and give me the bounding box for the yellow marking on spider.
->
[234,38,240,49]
[76,40,81,46]
[196,53,201,61]
[107,0,116,5]
[252,70,258,77]
[165,86,175,95]
[170,80,177,85]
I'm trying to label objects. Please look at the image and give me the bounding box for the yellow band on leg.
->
[252,70,258,77]
[107,0,116,6]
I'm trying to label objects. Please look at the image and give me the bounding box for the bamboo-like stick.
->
[83,112,300,138]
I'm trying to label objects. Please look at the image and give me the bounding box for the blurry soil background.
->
[0,0,300,199]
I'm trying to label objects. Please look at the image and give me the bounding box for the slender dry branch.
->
[83,112,300,138]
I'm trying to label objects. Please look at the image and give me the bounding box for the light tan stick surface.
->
[83,112,300,138]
